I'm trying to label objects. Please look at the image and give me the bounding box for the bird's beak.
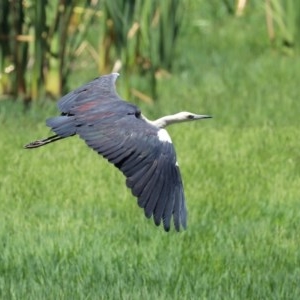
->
[194,114,212,120]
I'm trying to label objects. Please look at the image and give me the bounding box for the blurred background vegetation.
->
[1,0,300,104]
[0,0,183,103]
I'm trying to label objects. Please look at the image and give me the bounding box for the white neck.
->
[151,115,183,128]
[141,113,191,129]
[140,112,211,129]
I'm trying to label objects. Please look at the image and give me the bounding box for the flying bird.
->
[25,73,211,232]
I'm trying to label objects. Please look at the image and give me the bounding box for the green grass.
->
[1,3,300,299]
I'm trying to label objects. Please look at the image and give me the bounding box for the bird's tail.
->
[24,135,65,149]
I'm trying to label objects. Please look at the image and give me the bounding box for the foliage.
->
[265,0,300,52]
[0,0,184,103]
[2,0,300,104]
[98,0,183,100]
[0,0,98,101]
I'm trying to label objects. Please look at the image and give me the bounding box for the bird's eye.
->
[187,115,194,119]
[135,110,141,118]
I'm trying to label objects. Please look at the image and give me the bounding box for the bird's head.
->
[176,112,212,121]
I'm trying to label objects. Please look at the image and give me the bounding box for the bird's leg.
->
[24,135,65,149]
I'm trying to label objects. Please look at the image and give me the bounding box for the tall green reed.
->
[98,0,184,101]
[0,0,97,102]
[265,0,300,52]
[0,0,183,103]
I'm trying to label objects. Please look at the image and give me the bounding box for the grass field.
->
[1,3,300,300]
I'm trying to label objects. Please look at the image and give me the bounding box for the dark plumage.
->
[25,73,211,232]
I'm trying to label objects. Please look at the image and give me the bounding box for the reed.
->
[98,0,184,101]
[265,0,300,51]
[0,0,98,102]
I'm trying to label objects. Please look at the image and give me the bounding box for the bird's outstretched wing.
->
[77,109,186,231]
[47,73,187,231]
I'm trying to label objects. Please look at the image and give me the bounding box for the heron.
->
[24,73,211,232]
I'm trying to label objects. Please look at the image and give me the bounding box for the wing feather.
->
[153,162,172,227]
[143,159,165,218]
[129,162,154,197]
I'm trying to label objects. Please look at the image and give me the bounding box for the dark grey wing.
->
[74,104,187,232]
[47,73,124,138]
[57,73,121,113]
[45,73,187,231]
